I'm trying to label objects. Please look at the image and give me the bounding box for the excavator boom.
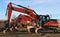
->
[6,2,38,25]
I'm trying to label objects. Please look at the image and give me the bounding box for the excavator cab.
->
[39,15,50,26]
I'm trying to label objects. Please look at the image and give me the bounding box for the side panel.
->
[43,19,58,27]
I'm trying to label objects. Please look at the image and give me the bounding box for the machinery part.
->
[10,27,13,31]
[14,14,33,25]
[35,27,43,34]
[27,26,34,33]
[6,2,39,25]
[30,28,35,33]
[35,28,40,33]
[3,30,6,34]
[56,27,60,31]
[35,27,60,33]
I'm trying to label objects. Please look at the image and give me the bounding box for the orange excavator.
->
[4,2,60,33]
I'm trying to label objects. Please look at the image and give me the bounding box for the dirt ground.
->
[0,33,60,37]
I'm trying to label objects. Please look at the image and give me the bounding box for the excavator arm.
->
[6,2,38,25]
[14,14,33,25]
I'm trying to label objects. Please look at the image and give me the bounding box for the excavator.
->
[4,2,60,34]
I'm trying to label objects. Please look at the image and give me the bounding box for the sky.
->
[0,0,60,20]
